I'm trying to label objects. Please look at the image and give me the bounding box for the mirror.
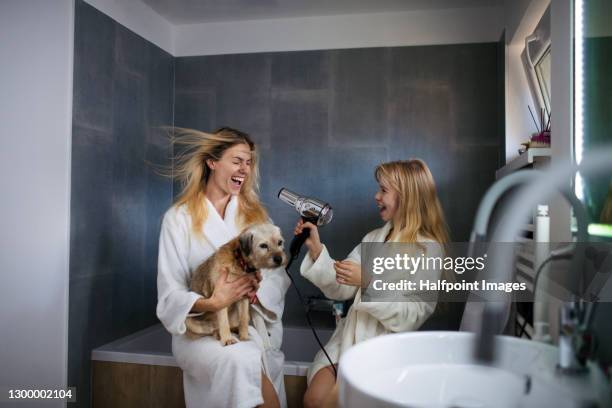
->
[575,0,612,238]
[522,6,551,117]
[534,48,551,113]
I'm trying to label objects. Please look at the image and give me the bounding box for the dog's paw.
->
[221,337,238,346]
[239,333,249,341]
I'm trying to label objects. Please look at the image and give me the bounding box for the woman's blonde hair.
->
[375,159,449,244]
[170,127,268,235]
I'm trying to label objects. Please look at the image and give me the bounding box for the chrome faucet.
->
[465,170,589,363]
[558,300,597,373]
[466,147,612,366]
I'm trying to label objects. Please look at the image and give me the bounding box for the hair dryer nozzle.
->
[277,188,333,226]
[278,188,301,207]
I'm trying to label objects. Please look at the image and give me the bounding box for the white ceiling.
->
[141,0,502,24]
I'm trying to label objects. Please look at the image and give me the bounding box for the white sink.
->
[338,331,611,408]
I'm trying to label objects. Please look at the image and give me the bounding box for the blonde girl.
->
[295,159,449,408]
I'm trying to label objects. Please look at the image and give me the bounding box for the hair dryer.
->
[277,188,333,262]
[277,188,338,377]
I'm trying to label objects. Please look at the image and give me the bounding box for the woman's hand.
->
[294,219,323,261]
[209,268,259,311]
[334,260,362,287]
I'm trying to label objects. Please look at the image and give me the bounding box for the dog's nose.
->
[273,255,283,266]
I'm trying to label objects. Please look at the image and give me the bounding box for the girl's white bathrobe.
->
[300,222,442,384]
[156,196,291,408]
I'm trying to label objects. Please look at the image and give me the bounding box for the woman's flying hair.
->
[167,127,268,235]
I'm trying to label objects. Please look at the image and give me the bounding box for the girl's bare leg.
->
[303,365,336,408]
[321,383,338,408]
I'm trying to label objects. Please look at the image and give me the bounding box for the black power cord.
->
[533,253,572,295]
[284,250,338,379]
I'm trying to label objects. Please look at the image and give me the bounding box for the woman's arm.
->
[191,270,259,313]
[191,297,220,313]
[156,210,204,335]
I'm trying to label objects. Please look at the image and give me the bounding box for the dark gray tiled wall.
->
[70,2,504,399]
[69,1,173,406]
[174,43,503,327]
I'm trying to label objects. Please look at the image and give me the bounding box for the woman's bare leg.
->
[258,372,280,408]
[303,365,336,408]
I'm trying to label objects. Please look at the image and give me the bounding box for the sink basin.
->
[338,331,610,408]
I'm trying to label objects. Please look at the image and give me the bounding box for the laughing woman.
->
[295,159,449,408]
[156,127,290,408]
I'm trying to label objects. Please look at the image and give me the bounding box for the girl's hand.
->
[210,269,257,310]
[294,219,323,261]
[334,260,362,287]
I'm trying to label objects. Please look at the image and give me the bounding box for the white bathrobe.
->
[156,196,291,408]
[300,222,442,384]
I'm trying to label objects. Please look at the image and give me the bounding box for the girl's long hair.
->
[375,159,449,245]
[169,127,268,235]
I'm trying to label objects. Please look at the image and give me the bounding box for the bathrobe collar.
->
[365,222,393,243]
[201,195,240,249]
[378,222,393,242]
[376,222,431,243]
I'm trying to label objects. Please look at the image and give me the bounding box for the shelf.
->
[496,148,551,179]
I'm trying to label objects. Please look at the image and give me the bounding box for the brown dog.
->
[185,223,287,345]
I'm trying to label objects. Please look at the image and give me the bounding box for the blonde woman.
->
[156,127,290,408]
[295,159,449,408]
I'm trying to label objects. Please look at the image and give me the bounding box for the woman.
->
[295,159,449,408]
[156,127,290,408]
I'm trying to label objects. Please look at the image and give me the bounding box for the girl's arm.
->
[352,298,437,332]
[352,242,443,332]
[300,243,359,301]
[295,220,361,301]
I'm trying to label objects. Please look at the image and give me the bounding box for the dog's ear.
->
[239,232,253,257]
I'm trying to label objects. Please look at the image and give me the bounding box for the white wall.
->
[83,1,503,57]
[505,43,537,162]
[503,0,550,163]
[503,0,572,240]
[0,0,73,401]
[549,0,573,243]
[175,7,502,56]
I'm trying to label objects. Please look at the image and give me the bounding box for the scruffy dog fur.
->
[186,223,287,345]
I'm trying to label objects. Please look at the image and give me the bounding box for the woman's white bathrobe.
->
[300,222,442,383]
[156,196,291,408]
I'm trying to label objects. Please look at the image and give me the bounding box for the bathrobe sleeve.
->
[351,298,436,332]
[300,244,359,301]
[252,266,291,323]
[156,209,202,336]
[351,241,443,332]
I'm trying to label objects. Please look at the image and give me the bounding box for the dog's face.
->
[239,224,287,270]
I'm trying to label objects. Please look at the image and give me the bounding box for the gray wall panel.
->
[175,43,502,327]
[70,4,503,398]
[69,1,174,406]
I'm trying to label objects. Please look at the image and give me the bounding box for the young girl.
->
[295,159,449,408]
[156,127,290,408]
